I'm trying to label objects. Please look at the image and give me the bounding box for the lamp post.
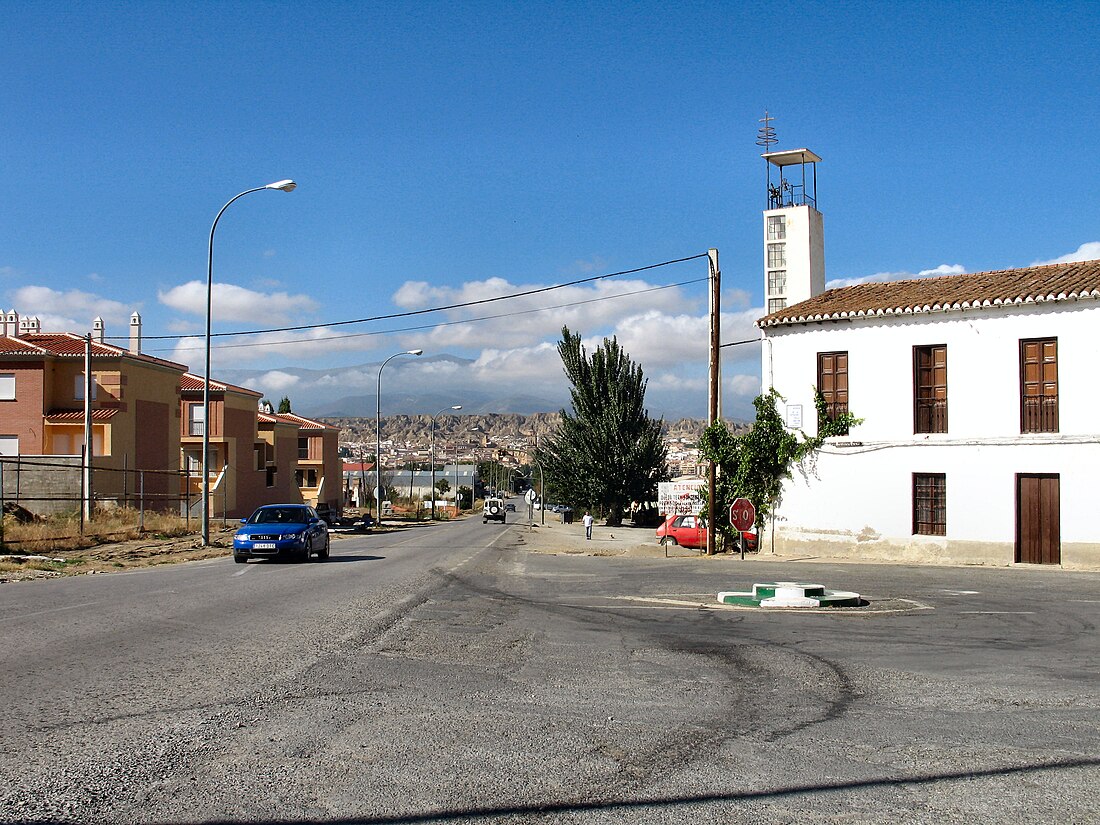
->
[375,349,422,523]
[202,180,296,546]
[431,404,462,521]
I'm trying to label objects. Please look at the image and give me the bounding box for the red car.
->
[656,514,757,552]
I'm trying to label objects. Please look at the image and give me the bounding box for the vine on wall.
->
[698,388,862,550]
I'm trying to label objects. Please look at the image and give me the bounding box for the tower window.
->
[767,215,786,240]
[767,243,786,269]
[767,298,787,314]
[767,270,786,296]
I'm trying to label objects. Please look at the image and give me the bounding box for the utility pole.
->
[83,334,93,523]
[707,249,720,555]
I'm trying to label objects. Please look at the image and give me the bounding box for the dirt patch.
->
[0,527,237,583]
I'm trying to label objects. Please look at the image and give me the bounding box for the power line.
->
[109,253,709,343]
[148,276,710,354]
[717,336,761,349]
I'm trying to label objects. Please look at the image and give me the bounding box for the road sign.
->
[729,498,755,532]
[524,488,539,505]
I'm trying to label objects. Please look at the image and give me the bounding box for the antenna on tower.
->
[756,110,778,150]
[757,110,780,207]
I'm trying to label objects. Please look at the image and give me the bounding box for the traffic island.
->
[717,581,864,608]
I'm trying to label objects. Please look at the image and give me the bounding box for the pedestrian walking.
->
[582,511,594,540]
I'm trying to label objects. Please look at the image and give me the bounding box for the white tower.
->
[129,311,142,354]
[761,147,825,312]
[92,317,105,343]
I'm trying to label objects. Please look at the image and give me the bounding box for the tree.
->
[277,396,292,414]
[699,388,861,550]
[435,478,451,496]
[537,326,667,526]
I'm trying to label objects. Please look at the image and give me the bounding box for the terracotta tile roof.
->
[180,372,262,397]
[0,332,187,371]
[276,412,332,430]
[758,260,1100,329]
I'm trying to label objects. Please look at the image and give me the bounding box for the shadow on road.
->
[149,756,1098,825]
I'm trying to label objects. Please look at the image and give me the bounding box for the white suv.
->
[483,497,506,524]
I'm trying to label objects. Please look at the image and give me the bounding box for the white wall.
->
[761,299,1100,567]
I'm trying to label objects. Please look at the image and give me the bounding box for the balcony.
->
[915,399,948,434]
[1022,396,1058,433]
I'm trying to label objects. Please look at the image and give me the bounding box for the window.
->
[0,435,18,456]
[817,351,849,434]
[1020,338,1058,433]
[767,243,786,269]
[913,473,946,535]
[914,345,948,433]
[188,404,205,436]
[767,215,786,240]
[266,467,277,488]
[184,449,216,475]
[298,437,310,460]
[767,297,787,314]
[0,373,14,400]
[767,269,786,296]
[74,373,97,401]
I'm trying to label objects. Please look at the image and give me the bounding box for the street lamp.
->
[376,349,422,523]
[431,404,462,521]
[202,180,296,546]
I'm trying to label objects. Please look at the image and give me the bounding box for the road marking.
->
[958,611,1035,615]
[3,600,104,620]
[940,590,980,595]
[232,565,254,577]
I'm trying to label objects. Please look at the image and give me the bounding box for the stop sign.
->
[729,498,755,531]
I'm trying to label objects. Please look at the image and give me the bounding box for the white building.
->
[755,146,1099,568]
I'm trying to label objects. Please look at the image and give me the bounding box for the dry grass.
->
[1,508,195,555]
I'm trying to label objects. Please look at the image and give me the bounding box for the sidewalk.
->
[508,516,1100,571]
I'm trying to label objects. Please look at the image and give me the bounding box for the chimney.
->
[92,317,105,344]
[19,316,40,335]
[1,310,14,337]
[129,312,141,354]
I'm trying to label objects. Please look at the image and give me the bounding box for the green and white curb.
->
[717,581,863,608]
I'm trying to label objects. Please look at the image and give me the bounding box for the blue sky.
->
[3,1,1098,420]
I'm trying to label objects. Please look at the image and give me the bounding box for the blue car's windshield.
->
[248,507,310,525]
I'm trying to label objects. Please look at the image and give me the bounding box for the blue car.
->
[233,504,330,563]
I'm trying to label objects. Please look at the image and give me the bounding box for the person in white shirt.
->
[582,511,594,540]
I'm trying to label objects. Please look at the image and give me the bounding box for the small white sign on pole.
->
[657,481,705,517]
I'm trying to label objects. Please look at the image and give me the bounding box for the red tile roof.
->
[276,412,332,430]
[758,260,1100,329]
[0,332,187,370]
[180,373,262,397]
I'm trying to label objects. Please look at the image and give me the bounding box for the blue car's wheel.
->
[233,554,248,563]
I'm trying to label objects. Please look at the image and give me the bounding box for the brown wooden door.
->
[1016,474,1060,564]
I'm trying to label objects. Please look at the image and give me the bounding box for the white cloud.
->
[168,325,388,372]
[394,276,696,352]
[826,263,965,290]
[1032,242,1100,266]
[158,280,319,325]
[8,285,133,333]
[256,370,300,392]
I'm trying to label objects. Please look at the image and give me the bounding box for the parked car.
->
[656,514,757,552]
[233,504,330,563]
[504,503,516,512]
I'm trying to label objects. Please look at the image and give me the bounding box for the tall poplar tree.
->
[538,326,667,525]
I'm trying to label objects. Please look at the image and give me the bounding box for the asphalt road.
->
[1,513,1097,824]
